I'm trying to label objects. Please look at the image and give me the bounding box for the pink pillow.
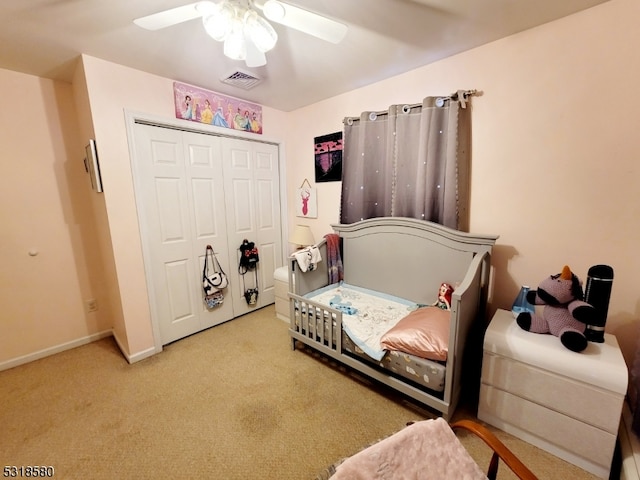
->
[380,307,450,361]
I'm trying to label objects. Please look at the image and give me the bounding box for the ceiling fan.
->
[134,0,348,68]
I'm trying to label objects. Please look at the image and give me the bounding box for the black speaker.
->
[584,264,614,343]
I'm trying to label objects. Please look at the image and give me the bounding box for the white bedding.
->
[305,282,418,361]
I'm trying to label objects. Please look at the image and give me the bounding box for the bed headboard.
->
[332,217,498,305]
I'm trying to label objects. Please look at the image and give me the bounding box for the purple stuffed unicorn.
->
[516,265,596,352]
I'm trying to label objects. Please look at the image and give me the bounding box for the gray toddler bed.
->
[288,217,498,420]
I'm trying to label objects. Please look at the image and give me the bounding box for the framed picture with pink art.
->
[314,132,342,182]
[296,179,318,218]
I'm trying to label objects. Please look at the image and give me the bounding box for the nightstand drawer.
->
[479,385,616,472]
[275,280,289,300]
[274,266,291,321]
[482,352,623,434]
[275,296,289,318]
[479,309,628,478]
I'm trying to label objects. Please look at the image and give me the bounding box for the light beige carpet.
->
[0,306,602,479]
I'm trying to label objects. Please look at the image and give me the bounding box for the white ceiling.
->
[0,0,608,112]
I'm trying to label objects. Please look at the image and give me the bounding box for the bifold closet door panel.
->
[182,131,236,330]
[221,137,282,316]
[132,124,234,345]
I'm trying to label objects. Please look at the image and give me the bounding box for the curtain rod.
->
[343,89,478,125]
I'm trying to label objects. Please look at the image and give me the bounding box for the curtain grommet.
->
[435,98,445,108]
[402,105,411,114]
[346,118,354,126]
[369,112,377,121]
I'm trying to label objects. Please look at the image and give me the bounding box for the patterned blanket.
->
[305,282,417,361]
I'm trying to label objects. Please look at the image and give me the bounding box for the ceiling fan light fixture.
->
[134,0,349,64]
[244,11,277,53]
[195,1,217,17]
[223,19,247,60]
[263,0,285,21]
[202,2,234,41]
[244,35,267,67]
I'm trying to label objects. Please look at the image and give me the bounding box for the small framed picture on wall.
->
[296,179,317,218]
[314,132,343,182]
[84,139,103,193]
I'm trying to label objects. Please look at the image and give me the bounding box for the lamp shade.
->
[289,225,315,247]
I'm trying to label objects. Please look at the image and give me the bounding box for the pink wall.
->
[1,0,638,372]
[284,0,640,364]
[0,67,112,366]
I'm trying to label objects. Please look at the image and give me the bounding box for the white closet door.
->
[182,130,235,329]
[222,138,282,315]
[133,124,234,345]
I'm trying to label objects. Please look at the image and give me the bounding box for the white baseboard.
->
[620,401,640,480]
[0,330,113,372]
[112,330,160,364]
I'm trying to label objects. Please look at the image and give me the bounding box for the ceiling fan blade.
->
[260,1,347,44]
[133,2,210,31]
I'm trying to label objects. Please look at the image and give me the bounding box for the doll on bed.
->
[432,283,454,310]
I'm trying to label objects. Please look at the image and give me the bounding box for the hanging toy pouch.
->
[239,239,259,305]
[243,278,259,306]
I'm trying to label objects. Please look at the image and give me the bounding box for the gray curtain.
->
[340,91,473,231]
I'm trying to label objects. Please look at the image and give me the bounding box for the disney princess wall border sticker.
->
[173,81,263,134]
[296,179,318,218]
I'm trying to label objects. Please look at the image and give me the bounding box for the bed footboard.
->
[289,293,343,358]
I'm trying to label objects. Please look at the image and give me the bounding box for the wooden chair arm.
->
[450,420,539,480]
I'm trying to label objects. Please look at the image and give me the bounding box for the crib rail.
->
[289,293,343,356]
[289,291,459,419]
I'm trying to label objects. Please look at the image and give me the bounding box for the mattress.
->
[342,333,446,393]
[304,282,418,360]
[292,300,446,393]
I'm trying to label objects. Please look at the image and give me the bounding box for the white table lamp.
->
[289,225,315,249]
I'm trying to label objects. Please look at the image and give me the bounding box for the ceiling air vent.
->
[221,71,262,90]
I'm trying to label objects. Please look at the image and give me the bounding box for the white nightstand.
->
[478,308,628,479]
[274,266,291,322]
